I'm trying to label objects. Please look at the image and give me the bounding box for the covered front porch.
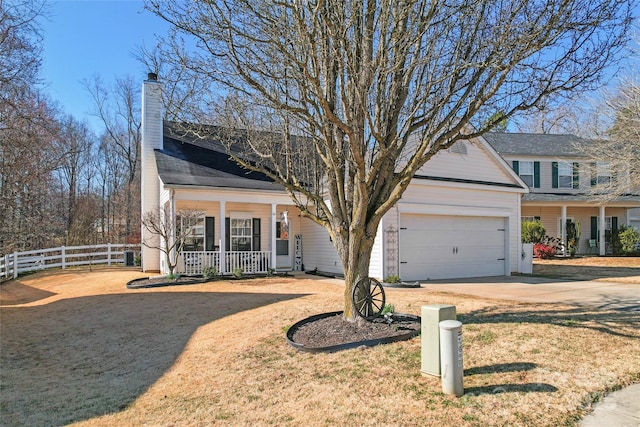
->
[161,186,304,276]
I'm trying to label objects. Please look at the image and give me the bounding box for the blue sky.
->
[40,1,638,136]
[41,0,167,133]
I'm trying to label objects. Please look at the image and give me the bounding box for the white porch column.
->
[219,200,226,273]
[599,206,606,256]
[561,205,567,256]
[271,204,277,270]
[168,190,176,274]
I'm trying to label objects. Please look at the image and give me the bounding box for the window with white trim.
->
[177,216,204,251]
[230,218,252,251]
[596,162,611,185]
[518,161,534,187]
[558,162,573,188]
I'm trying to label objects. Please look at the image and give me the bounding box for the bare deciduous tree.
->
[147,0,635,318]
[141,206,203,276]
[84,74,141,241]
[574,78,640,199]
[0,0,45,123]
[53,115,96,241]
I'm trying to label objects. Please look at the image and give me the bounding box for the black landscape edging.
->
[382,281,421,288]
[126,276,208,289]
[286,311,421,353]
[126,272,291,289]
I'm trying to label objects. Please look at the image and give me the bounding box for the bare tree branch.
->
[146,0,635,318]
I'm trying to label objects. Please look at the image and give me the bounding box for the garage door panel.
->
[399,214,506,281]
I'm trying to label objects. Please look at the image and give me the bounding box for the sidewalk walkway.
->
[578,383,640,427]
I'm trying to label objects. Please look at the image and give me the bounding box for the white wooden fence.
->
[0,244,140,281]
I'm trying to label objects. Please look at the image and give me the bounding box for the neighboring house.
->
[140,74,528,280]
[484,133,640,255]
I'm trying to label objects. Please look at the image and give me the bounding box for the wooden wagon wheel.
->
[351,277,386,320]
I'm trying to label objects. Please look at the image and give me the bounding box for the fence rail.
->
[1,244,140,281]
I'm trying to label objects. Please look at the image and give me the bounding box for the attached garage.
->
[399,214,507,280]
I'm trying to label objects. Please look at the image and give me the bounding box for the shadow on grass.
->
[0,280,57,305]
[0,290,308,427]
[459,298,640,339]
[464,383,558,396]
[464,362,537,376]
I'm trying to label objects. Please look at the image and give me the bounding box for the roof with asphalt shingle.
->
[483,132,594,157]
[154,122,284,191]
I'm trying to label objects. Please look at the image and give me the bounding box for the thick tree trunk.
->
[335,225,377,321]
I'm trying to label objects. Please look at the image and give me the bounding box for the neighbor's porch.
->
[522,201,639,256]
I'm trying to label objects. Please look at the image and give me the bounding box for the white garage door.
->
[399,214,506,281]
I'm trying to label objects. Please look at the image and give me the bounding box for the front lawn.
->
[1,269,638,426]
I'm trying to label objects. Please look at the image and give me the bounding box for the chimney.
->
[140,73,163,272]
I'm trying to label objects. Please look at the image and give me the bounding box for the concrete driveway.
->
[422,275,640,312]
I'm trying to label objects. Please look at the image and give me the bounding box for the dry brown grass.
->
[1,267,639,426]
[533,256,640,283]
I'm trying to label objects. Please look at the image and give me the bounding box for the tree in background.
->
[148,0,634,319]
[574,78,640,199]
[85,75,142,243]
[0,1,70,253]
[52,115,98,244]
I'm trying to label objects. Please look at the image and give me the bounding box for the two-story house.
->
[485,133,640,255]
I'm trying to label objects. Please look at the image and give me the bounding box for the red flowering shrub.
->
[533,243,555,259]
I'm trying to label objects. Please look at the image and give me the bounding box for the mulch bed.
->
[290,312,421,350]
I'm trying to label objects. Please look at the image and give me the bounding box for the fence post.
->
[61,246,66,270]
[107,243,112,266]
[13,251,18,279]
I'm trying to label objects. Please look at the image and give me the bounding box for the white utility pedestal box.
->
[421,304,456,376]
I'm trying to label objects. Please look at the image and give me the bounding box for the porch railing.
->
[179,251,271,275]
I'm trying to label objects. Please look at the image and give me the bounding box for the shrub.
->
[533,243,555,259]
[566,220,581,256]
[618,226,640,254]
[232,267,243,278]
[522,220,546,243]
[384,275,401,284]
[203,266,218,279]
[381,304,395,315]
